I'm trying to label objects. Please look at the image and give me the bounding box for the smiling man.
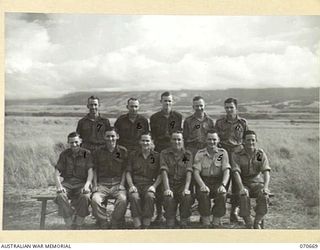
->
[54,132,93,229]
[91,128,128,229]
[126,133,161,229]
[231,130,271,229]
[183,96,215,158]
[114,98,149,152]
[160,131,193,229]
[215,97,249,223]
[193,131,230,228]
[76,96,111,152]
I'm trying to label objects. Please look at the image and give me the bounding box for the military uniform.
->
[193,147,230,218]
[91,145,128,227]
[231,148,271,220]
[76,114,111,152]
[114,114,149,152]
[150,110,183,153]
[215,115,248,158]
[215,115,248,217]
[183,113,215,157]
[160,148,194,222]
[55,148,93,220]
[127,149,160,220]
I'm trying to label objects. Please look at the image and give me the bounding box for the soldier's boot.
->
[230,206,240,223]
[166,218,175,229]
[201,216,211,228]
[243,216,253,229]
[253,215,264,229]
[212,216,224,229]
[142,218,151,229]
[133,217,142,229]
[180,217,190,229]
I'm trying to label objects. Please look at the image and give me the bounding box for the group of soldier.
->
[54,92,271,230]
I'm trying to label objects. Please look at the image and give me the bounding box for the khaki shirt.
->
[183,113,215,148]
[231,148,271,184]
[193,147,230,178]
[127,149,160,185]
[114,114,149,150]
[215,115,248,149]
[76,114,111,146]
[160,148,193,185]
[92,145,128,182]
[55,148,93,184]
[150,110,183,151]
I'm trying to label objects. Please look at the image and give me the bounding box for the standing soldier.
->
[215,97,248,223]
[160,131,194,228]
[150,91,183,224]
[193,131,230,228]
[126,133,162,229]
[54,132,93,229]
[91,128,128,229]
[183,96,215,157]
[114,98,149,152]
[231,130,271,229]
[76,96,111,152]
[150,91,183,152]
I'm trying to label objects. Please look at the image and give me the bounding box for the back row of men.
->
[54,92,271,229]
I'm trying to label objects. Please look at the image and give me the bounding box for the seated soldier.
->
[54,132,93,230]
[231,130,271,229]
[193,131,230,228]
[126,133,161,229]
[160,131,194,229]
[91,128,128,229]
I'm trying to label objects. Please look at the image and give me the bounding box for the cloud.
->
[5,14,320,99]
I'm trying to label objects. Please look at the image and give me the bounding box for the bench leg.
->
[40,200,48,230]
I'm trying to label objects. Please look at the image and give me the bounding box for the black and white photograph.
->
[3,13,319,232]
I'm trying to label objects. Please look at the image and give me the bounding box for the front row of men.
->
[54,128,271,230]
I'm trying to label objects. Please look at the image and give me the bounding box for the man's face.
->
[68,136,82,152]
[224,102,237,116]
[206,133,219,149]
[193,99,205,114]
[244,134,257,151]
[127,100,140,115]
[104,131,118,148]
[171,133,183,150]
[139,134,152,150]
[161,95,173,111]
[87,98,99,115]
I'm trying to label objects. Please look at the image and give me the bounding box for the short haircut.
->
[171,129,183,136]
[67,132,80,140]
[207,129,218,136]
[127,97,139,105]
[244,130,257,140]
[161,91,172,99]
[87,95,100,103]
[224,97,238,107]
[140,132,152,139]
[105,127,118,134]
[193,96,204,102]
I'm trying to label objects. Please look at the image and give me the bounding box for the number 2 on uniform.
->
[136,123,142,129]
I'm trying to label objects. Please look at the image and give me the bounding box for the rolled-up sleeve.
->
[160,151,169,172]
[221,150,231,172]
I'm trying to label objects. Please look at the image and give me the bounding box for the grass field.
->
[3,115,319,229]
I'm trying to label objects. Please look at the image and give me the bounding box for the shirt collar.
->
[225,115,240,123]
[191,112,208,121]
[85,113,101,121]
[66,148,84,157]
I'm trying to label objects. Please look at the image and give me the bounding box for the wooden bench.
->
[32,194,120,230]
[31,194,57,230]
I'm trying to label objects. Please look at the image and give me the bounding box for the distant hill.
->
[5,87,320,107]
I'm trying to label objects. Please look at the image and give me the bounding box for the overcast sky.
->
[5,14,320,99]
